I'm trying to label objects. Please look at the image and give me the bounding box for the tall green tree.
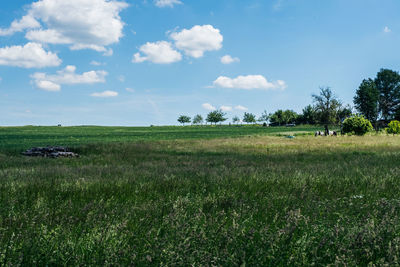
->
[206,110,227,125]
[312,87,342,135]
[354,78,379,123]
[243,112,256,124]
[177,115,191,126]
[192,114,203,125]
[375,69,400,122]
[282,110,298,124]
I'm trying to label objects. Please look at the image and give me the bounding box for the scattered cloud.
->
[0,42,61,68]
[0,0,128,53]
[155,0,182,8]
[126,87,135,92]
[170,25,223,58]
[220,105,232,112]
[90,61,105,66]
[221,55,240,64]
[384,26,391,33]
[202,103,216,111]
[213,75,287,90]
[32,65,107,91]
[273,0,285,10]
[133,41,182,64]
[91,90,118,97]
[235,105,248,111]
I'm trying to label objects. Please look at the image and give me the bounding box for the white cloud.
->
[91,90,118,97]
[0,15,40,36]
[126,87,135,92]
[384,26,391,33]
[90,61,104,66]
[235,105,248,111]
[170,25,223,58]
[220,105,233,112]
[0,42,61,68]
[213,75,287,90]
[221,55,240,64]
[0,0,128,53]
[202,103,216,111]
[32,65,107,91]
[133,41,182,64]
[155,0,182,8]
[36,80,61,92]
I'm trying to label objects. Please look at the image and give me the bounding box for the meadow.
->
[1,125,400,266]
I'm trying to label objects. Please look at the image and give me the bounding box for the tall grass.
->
[1,127,399,265]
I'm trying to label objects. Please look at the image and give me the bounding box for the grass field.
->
[1,126,400,266]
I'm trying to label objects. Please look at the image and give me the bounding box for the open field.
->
[1,126,400,265]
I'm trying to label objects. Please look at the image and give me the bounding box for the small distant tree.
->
[243,112,256,124]
[342,115,373,136]
[192,114,203,125]
[386,120,400,135]
[206,110,227,125]
[257,110,269,124]
[312,87,342,135]
[177,115,191,126]
[232,116,240,125]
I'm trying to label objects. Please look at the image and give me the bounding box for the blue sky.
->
[0,0,399,126]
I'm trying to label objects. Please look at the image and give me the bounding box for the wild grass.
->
[1,126,400,265]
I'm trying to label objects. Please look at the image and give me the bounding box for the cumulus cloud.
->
[155,0,182,8]
[384,26,391,33]
[213,75,287,90]
[35,80,61,91]
[202,103,216,111]
[0,42,61,68]
[133,41,182,64]
[221,55,240,64]
[220,105,233,112]
[91,90,118,97]
[235,105,248,111]
[170,25,223,58]
[32,65,107,91]
[0,0,128,53]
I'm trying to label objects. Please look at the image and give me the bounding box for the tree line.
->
[178,68,400,134]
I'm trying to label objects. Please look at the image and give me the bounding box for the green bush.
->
[386,120,400,135]
[342,115,373,136]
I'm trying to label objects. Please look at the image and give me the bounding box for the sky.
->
[0,0,399,126]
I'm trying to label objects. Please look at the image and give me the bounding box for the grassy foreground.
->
[1,126,400,265]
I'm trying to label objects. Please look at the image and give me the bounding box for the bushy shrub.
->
[342,115,373,136]
[386,120,400,135]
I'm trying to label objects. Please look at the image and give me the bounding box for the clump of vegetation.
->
[206,110,227,125]
[386,120,400,135]
[342,115,373,135]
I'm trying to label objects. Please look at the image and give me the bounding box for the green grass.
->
[1,126,400,266]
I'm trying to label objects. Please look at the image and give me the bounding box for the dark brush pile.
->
[22,146,79,158]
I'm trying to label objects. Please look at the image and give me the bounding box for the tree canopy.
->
[177,115,191,125]
[206,110,227,125]
[312,87,342,134]
[243,112,256,124]
[192,114,203,125]
[354,78,379,123]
